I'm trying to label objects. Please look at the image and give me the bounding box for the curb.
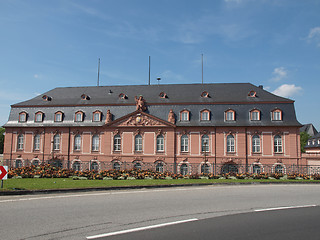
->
[1,181,320,196]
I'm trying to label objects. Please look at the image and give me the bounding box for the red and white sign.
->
[0,166,8,180]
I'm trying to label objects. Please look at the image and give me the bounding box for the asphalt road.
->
[91,206,320,240]
[1,184,320,240]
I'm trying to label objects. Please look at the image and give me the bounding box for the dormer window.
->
[75,111,84,122]
[19,112,27,122]
[250,109,261,121]
[92,111,102,122]
[225,109,235,121]
[55,111,63,122]
[159,92,167,98]
[35,111,44,122]
[180,110,190,121]
[81,94,90,100]
[248,91,257,97]
[42,95,52,101]
[200,109,210,121]
[271,109,282,121]
[119,93,127,99]
[201,91,209,98]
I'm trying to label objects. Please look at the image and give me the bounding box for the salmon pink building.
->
[3,83,303,174]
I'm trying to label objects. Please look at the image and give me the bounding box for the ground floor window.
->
[252,164,261,174]
[15,159,22,168]
[274,164,284,173]
[91,162,99,171]
[73,161,81,171]
[133,162,142,170]
[32,159,40,166]
[201,163,210,174]
[221,164,238,174]
[156,162,164,172]
[180,163,189,175]
[113,162,121,171]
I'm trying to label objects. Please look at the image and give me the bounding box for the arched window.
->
[34,134,40,151]
[252,164,261,174]
[156,162,164,172]
[32,159,40,166]
[90,161,99,171]
[200,110,210,121]
[92,134,100,151]
[92,111,101,122]
[181,135,189,152]
[252,135,260,153]
[15,159,22,168]
[75,111,84,122]
[35,112,43,122]
[225,110,235,121]
[113,162,121,171]
[74,134,81,151]
[133,162,142,170]
[53,134,60,150]
[201,135,209,152]
[180,163,189,175]
[275,164,284,173]
[180,110,190,121]
[201,163,210,174]
[156,135,164,152]
[272,109,282,121]
[274,135,282,153]
[19,112,27,122]
[135,135,142,152]
[114,134,121,151]
[250,110,260,121]
[17,134,24,150]
[73,161,81,171]
[55,112,63,122]
[227,134,235,152]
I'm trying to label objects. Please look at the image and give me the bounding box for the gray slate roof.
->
[5,83,301,128]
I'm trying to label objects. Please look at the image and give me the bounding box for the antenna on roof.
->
[201,53,204,85]
[157,77,161,85]
[97,58,100,87]
[148,56,151,85]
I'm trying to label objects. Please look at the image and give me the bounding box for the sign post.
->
[0,166,8,189]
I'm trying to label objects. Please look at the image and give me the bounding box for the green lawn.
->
[1,178,320,191]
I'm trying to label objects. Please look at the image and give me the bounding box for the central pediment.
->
[106,110,175,127]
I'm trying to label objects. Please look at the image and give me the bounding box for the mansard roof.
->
[12,83,293,107]
[4,83,301,128]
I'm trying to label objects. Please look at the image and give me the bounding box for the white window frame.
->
[135,135,143,152]
[181,135,189,152]
[34,134,40,151]
[201,111,209,121]
[92,134,100,151]
[201,135,209,152]
[156,135,164,152]
[74,134,81,151]
[53,134,60,150]
[227,134,235,152]
[93,112,101,122]
[114,134,121,151]
[181,111,189,121]
[17,134,24,150]
[274,135,283,153]
[252,135,261,153]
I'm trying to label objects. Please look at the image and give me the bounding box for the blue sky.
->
[1,0,320,129]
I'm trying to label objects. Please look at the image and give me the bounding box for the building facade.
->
[3,83,302,174]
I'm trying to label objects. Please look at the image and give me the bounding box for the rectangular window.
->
[93,112,100,122]
[181,136,189,152]
[55,113,62,122]
[181,112,189,121]
[135,135,142,152]
[201,111,209,121]
[17,135,24,150]
[92,135,100,151]
[251,111,260,121]
[156,136,164,152]
[226,111,234,121]
[75,113,82,122]
[273,111,281,121]
[274,136,282,153]
[35,113,42,122]
[34,135,40,151]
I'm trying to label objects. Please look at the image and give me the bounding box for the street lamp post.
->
[203,140,208,174]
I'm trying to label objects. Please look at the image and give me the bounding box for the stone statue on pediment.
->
[106,110,112,124]
[135,96,147,111]
[168,109,175,124]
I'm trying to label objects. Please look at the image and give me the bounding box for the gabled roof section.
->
[106,110,176,128]
[12,83,294,107]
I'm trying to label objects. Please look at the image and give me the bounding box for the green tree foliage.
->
[300,131,310,153]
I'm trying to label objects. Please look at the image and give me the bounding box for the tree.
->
[300,131,310,153]
[0,127,4,154]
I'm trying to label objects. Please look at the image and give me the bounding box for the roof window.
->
[159,92,167,98]
[81,94,90,100]
[201,91,209,98]
[119,93,127,99]
[248,91,257,97]
[42,95,52,101]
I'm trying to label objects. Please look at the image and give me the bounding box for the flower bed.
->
[7,164,320,181]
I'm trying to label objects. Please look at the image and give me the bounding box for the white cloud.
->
[270,67,287,82]
[272,84,302,98]
[307,27,320,47]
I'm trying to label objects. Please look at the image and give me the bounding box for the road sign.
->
[0,166,8,180]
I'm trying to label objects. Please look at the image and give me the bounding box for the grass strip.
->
[1,178,320,191]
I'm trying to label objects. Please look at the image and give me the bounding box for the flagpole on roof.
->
[148,56,151,85]
[202,54,204,85]
[97,58,100,87]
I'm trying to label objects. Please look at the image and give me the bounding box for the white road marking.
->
[255,204,317,212]
[86,218,199,239]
